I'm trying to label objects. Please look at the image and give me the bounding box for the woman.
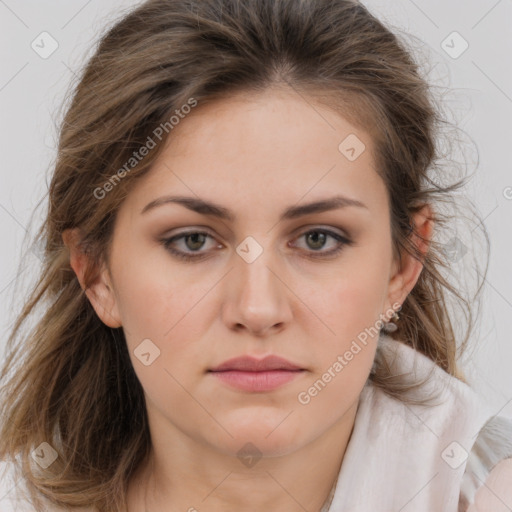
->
[0,0,510,511]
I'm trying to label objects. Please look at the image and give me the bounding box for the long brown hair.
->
[0,0,489,510]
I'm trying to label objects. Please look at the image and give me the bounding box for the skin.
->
[63,85,433,512]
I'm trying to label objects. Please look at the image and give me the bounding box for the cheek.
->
[114,268,207,413]
[299,245,392,388]
[115,272,174,340]
[310,256,391,340]
[113,258,216,377]
[113,246,194,334]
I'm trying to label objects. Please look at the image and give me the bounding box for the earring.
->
[382,310,400,333]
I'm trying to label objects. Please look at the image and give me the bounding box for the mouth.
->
[207,355,306,392]
[208,369,305,392]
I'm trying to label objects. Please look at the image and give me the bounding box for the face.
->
[69,86,424,459]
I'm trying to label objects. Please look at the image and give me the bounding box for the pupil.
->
[307,231,326,250]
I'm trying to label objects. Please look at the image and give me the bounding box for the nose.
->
[221,245,293,337]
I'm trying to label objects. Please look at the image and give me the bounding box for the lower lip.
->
[209,370,304,392]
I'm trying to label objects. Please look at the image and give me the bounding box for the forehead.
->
[165,87,373,166]
[120,87,388,219]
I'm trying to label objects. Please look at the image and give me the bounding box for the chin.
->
[215,433,306,461]
[210,412,309,457]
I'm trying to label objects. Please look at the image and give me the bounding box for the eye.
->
[160,227,353,262]
[290,228,353,258]
[161,230,221,261]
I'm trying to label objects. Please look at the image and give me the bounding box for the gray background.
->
[1,0,511,433]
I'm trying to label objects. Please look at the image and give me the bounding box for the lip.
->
[208,355,305,392]
[209,355,303,372]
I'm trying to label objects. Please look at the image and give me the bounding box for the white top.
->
[325,333,512,511]
[1,333,511,511]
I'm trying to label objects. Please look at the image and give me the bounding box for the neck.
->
[127,400,358,512]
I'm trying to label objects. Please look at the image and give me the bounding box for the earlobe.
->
[62,228,122,328]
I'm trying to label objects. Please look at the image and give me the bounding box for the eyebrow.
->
[140,194,368,221]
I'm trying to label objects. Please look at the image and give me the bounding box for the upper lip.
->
[209,355,303,372]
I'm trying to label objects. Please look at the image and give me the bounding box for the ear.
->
[62,228,122,328]
[385,204,434,315]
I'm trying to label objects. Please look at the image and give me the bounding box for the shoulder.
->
[461,415,512,511]
[370,335,512,510]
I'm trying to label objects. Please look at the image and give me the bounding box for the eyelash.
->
[160,228,353,262]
